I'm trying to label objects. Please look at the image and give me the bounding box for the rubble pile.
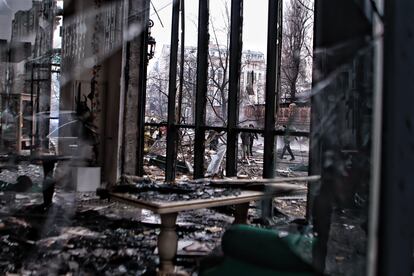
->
[144,143,309,181]
[274,197,307,218]
[0,208,158,275]
[0,192,235,275]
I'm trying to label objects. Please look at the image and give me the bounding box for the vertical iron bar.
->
[165,0,180,182]
[307,0,323,221]
[276,0,283,121]
[263,0,280,178]
[136,0,150,176]
[177,0,185,122]
[226,0,243,177]
[378,0,414,274]
[262,0,281,218]
[193,0,209,179]
[30,64,34,155]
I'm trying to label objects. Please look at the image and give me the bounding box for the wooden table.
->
[109,183,307,275]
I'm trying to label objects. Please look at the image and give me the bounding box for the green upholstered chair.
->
[200,224,316,276]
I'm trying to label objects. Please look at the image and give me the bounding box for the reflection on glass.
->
[1,97,18,152]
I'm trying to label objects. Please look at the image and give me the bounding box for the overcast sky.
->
[0,0,270,56]
[1,0,269,48]
[150,0,269,58]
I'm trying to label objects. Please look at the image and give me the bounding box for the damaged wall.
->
[59,0,150,185]
[121,0,150,177]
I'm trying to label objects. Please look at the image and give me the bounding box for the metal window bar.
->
[193,0,210,179]
[165,0,180,182]
[226,0,243,177]
[263,0,282,178]
[261,0,282,219]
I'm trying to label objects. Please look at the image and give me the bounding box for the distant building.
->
[148,44,266,125]
[240,50,266,105]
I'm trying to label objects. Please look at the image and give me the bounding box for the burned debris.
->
[108,182,242,202]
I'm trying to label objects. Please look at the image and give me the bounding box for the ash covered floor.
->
[0,189,313,275]
[0,164,366,276]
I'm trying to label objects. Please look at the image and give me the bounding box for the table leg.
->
[157,212,178,275]
[233,202,249,224]
[42,160,57,207]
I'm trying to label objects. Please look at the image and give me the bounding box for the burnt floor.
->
[0,163,366,275]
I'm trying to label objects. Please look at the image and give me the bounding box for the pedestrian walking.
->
[280,103,299,161]
[240,128,250,161]
[280,124,296,161]
[248,124,258,157]
[207,130,219,151]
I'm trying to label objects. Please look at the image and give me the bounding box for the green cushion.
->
[200,256,315,276]
[221,225,315,272]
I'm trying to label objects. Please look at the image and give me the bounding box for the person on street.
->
[280,124,295,161]
[280,103,298,161]
[248,124,258,157]
[207,130,219,151]
[240,128,251,161]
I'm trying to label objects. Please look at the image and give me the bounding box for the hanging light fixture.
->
[147,20,156,62]
[147,35,156,61]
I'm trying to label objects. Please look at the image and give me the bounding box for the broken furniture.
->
[199,224,315,276]
[105,182,307,276]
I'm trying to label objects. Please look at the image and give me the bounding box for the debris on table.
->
[109,182,242,202]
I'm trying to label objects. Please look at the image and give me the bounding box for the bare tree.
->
[206,3,231,125]
[146,67,169,121]
[147,0,268,126]
[205,3,266,126]
[281,0,314,103]
[180,49,197,124]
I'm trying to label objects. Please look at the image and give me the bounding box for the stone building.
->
[240,50,266,105]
